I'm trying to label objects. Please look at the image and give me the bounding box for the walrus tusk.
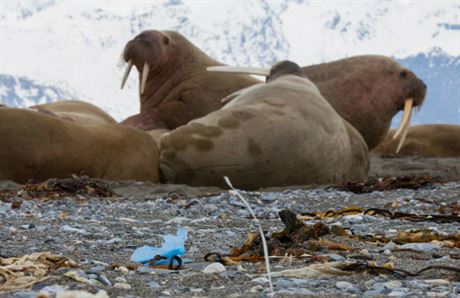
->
[393,98,413,140]
[207,66,270,76]
[140,62,150,95]
[395,110,412,153]
[121,60,133,89]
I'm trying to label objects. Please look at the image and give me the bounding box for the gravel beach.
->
[1,154,459,298]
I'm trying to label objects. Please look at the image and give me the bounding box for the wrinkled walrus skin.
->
[0,108,159,184]
[29,100,117,125]
[120,30,259,130]
[160,62,369,190]
[373,124,460,157]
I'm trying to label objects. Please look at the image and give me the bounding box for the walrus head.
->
[121,30,175,95]
[120,30,234,131]
[377,64,426,153]
[302,55,427,152]
[266,61,306,82]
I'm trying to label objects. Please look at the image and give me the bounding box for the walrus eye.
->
[400,70,408,78]
[163,36,170,45]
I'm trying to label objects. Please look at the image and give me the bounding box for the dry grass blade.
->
[224,176,274,295]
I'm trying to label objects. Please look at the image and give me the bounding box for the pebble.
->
[364,289,387,297]
[225,230,236,237]
[274,278,309,288]
[383,241,396,250]
[343,214,364,223]
[148,281,161,289]
[427,292,450,297]
[137,266,157,275]
[360,249,370,255]
[251,277,269,285]
[203,204,218,213]
[277,288,315,296]
[399,242,440,251]
[249,285,264,293]
[407,280,429,289]
[424,279,450,285]
[383,249,392,255]
[105,237,123,244]
[203,262,226,274]
[388,290,409,297]
[167,217,190,224]
[261,193,277,202]
[113,282,131,289]
[336,281,355,291]
[384,280,403,289]
[327,253,345,261]
[96,274,112,286]
[10,291,38,298]
[115,276,127,283]
[59,225,86,234]
[88,265,106,273]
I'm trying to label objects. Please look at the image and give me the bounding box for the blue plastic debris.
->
[130,227,188,266]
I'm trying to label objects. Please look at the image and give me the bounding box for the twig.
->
[224,176,274,295]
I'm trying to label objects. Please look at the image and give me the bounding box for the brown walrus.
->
[0,108,159,183]
[373,124,460,157]
[212,56,427,151]
[29,100,117,125]
[119,30,259,130]
[301,56,427,150]
[119,30,425,151]
[159,61,369,190]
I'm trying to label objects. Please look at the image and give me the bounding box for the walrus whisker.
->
[207,66,270,76]
[121,60,133,89]
[393,98,413,140]
[140,62,150,95]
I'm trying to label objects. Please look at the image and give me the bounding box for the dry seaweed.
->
[22,175,114,199]
[300,206,460,224]
[336,175,444,193]
[0,175,114,203]
[0,252,78,291]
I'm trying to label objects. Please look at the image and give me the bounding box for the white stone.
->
[113,282,131,289]
[424,279,450,285]
[343,214,364,223]
[384,280,403,289]
[336,281,354,290]
[203,262,226,274]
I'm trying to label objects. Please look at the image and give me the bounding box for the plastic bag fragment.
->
[131,227,188,267]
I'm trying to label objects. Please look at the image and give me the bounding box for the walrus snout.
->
[406,78,427,107]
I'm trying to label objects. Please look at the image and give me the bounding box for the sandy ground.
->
[0,154,459,297]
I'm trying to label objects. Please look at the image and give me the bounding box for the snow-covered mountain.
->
[1,0,459,125]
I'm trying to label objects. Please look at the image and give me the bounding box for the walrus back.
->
[0,108,159,183]
[373,124,460,157]
[159,77,357,189]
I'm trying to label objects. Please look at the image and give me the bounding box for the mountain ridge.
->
[1,0,458,123]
